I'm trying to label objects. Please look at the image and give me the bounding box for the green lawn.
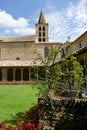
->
[0,85,38,123]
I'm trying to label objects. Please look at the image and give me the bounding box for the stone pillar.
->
[21,68,23,81]
[13,68,15,81]
[2,68,7,81]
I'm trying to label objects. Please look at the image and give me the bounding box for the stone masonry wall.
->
[39,95,87,130]
[1,42,60,61]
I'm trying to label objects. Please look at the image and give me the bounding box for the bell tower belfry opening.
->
[35,10,49,43]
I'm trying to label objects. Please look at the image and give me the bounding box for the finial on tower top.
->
[38,10,46,24]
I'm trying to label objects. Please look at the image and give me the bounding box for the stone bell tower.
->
[35,10,49,43]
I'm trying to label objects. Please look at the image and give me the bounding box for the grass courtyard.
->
[0,85,38,123]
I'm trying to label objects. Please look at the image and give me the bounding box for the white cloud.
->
[45,0,87,42]
[13,28,35,35]
[4,29,11,34]
[0,0,87,42]
[66,2,75,18]
[0,10,35,35]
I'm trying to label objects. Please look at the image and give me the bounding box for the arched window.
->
[0,69,2,81]
[39,38,41,42]
[31,67,38,80]
[43,38,45,42]
[7,68,13,81]
[44,47,49,58]
[39,32,41,36]
[43,26,45,31]
[43,32,45,36]
[15,68,21,81]
[39,27,41,31]
[23,68,29,81]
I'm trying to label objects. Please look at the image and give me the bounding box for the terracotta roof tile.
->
[0,35,36,42]
[0,60,43,67]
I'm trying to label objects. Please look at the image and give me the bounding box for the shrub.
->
[0,105,42,130]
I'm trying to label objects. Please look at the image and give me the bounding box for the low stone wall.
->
[38,95,87,130]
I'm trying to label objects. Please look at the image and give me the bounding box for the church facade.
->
[0,11,87,84]
[0,11,62,84]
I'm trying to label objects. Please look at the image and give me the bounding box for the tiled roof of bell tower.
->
[38,10,46,24]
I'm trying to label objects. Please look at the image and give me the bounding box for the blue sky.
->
[0,0,87,42]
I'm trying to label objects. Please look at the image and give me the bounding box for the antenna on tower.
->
[66,35,71,43]
[67,35,71,42]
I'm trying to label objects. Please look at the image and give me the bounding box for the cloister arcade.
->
[0,67,45,83]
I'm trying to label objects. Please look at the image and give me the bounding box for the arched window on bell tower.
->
[43,26,45,31]
[39,27,41,31]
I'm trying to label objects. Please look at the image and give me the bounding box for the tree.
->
[32,48,85,127]
[33,47,85,98]
[33,45,63,97]
[61,53,85,93]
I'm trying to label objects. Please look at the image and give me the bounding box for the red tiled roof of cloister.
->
[0,60,43,67]
[0,35,36,42]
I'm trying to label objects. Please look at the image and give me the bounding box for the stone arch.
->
[15,68,21,81]
[31,67,38,80]
[23,68,29,81]
[7,68,13,81]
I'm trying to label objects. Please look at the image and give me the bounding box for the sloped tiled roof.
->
[76,45,87,54]
[0,60,43,67]
[38,10,46,24]
[0,35,36,42]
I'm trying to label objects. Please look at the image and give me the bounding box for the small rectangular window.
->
[16,57,20,60]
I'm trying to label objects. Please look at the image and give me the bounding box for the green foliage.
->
[61,53,85,91]
[34,47,85,97]
[34,45,63,96]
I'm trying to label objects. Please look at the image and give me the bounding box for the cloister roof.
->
[0,60,43,67]
[76,45,87,54]
[0,35,36,42]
